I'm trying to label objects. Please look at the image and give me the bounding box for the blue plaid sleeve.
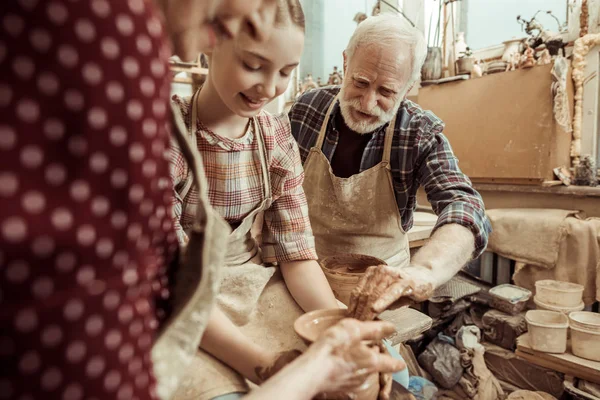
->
[416,122,491,258]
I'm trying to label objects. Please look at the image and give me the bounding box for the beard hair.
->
[338,84,404,134]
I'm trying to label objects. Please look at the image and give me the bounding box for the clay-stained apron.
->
[302,95,410,268]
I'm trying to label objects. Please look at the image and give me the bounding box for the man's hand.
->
[348,265,434,321]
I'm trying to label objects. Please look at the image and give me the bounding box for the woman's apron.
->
[302,95,410,268]
[170,92,307,400]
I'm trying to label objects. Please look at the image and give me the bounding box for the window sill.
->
[474,183,600,197]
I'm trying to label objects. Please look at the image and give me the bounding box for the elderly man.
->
[289,13,491,321]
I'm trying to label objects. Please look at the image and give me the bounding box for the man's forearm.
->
[280,260,339,312]
[200,306,276,383]
[406,223,475,288]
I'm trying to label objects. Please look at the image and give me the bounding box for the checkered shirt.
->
[170,95,317,263]
[289,86,491,257]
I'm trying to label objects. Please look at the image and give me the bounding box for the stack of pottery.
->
[568,311,600,361]
[525,310,569,353]
[533,280,584,314]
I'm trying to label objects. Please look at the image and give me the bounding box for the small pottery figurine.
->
[327,66,343,85]
[316,77,322,87]
[300,74,318,94]
[520,43,535,68]
[471,60,483,78]
[537,48,552,65]
[506,52,521,71]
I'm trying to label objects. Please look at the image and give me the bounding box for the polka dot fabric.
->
[0,1,177,398]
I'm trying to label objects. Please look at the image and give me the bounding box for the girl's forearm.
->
[200,306,277,383]
[280,260,339,311]
[243,352,329,400]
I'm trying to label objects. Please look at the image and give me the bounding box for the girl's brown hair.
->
[276,0,305,32]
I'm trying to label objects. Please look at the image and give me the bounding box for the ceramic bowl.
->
[293,308,380,400]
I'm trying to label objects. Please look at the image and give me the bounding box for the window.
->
[459,0,568,50]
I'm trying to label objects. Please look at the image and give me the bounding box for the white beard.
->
[338,85,403,134]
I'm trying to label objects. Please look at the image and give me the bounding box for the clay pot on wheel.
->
[319,254,387,306]
[294,309,380,400]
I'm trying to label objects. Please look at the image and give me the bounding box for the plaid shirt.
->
[289,86,491,257]
[170,95,317,263]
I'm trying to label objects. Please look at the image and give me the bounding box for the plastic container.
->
[569,311,600,333]
[571,325,600,361]
[489,284,532,315]
[534,296,584,314]
[535,280,584,307]
[525,310,569,353]
[320,254,387,306]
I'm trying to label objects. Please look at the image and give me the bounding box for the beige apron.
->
[151,96,233,400]
[171,93,307,400]
[303,95,410,268]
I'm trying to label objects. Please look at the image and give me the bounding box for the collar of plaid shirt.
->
[289,86,492,258]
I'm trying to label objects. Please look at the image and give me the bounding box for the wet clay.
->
[320,254,387,306]
[321,254,387,276]
[294,309,380,400]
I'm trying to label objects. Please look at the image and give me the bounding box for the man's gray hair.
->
[345,13,427,88]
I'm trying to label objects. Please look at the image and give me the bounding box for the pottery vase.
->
[421,47,442,81]
[455,57,475,75]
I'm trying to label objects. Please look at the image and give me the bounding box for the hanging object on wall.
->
[570,33,600,166]
[550,55,572,134]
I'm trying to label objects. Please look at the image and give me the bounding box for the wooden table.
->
[516,333,600,384]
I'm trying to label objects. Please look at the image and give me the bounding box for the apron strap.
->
[314,94,339,150]
[381,113,398,165]
[170,90,209,230]
[252,117,272,200]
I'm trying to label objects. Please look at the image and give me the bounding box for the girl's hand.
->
[256,319,405,397]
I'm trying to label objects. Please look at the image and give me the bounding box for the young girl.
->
[169,1,340,398]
